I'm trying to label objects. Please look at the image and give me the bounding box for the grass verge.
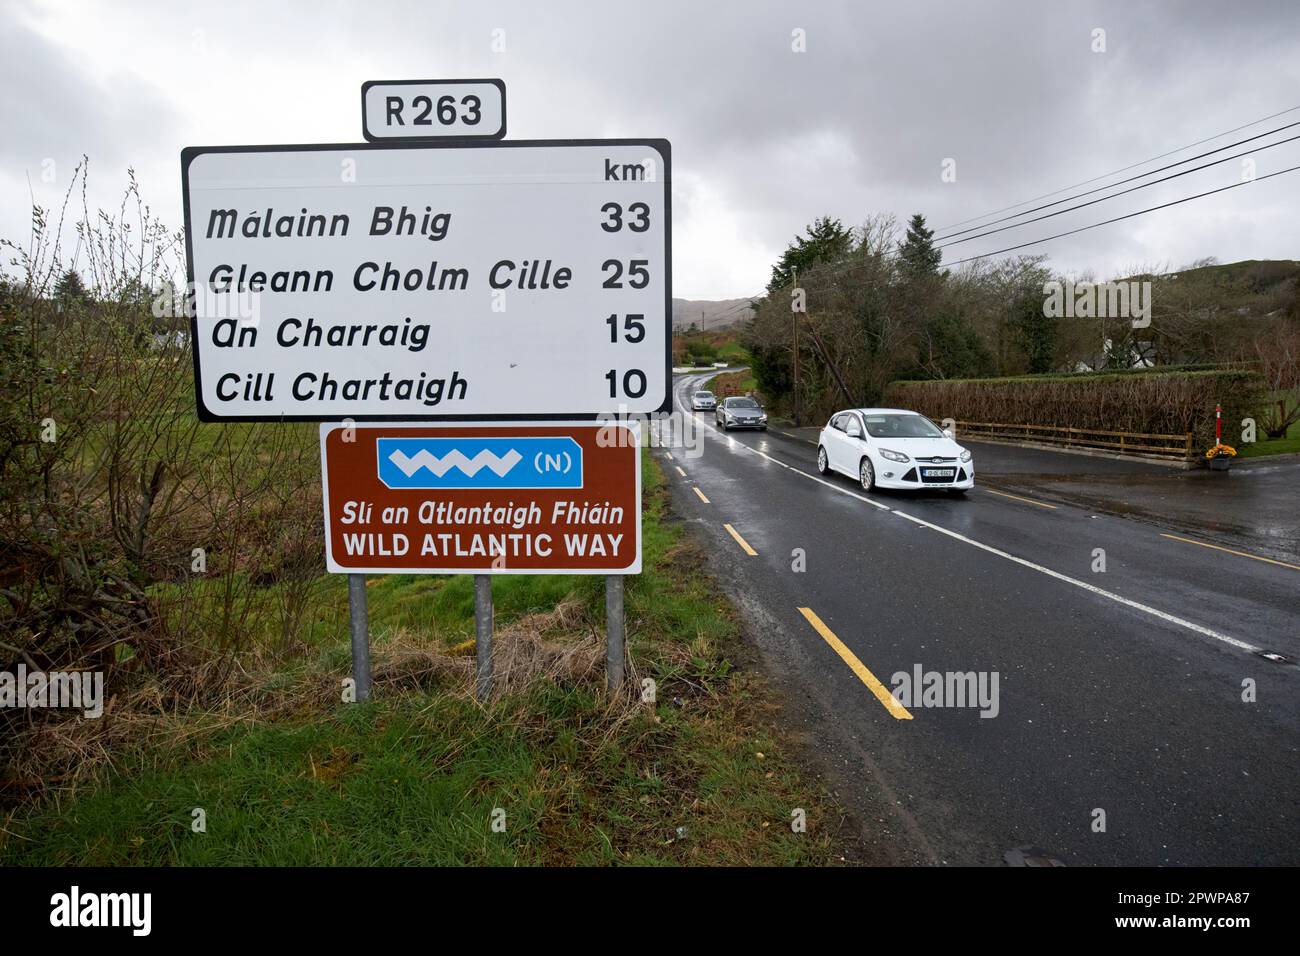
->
[0,455,849,866]
[704,370,758,398]
[1237,415,1300,458]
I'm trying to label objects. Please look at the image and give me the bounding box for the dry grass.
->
[1,595,633,800]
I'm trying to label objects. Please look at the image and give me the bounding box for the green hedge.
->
[883,369,1263,450]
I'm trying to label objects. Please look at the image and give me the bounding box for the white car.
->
[816,408,974,493]
[691,390,717,411]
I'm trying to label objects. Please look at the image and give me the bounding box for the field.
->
[672,328,749,367]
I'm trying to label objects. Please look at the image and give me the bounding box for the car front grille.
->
[901,466,967,484]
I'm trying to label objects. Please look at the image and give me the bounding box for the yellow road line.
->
[692,486,710,504]
[1160,533,1300,572]
[797,607,912,720]
[723,522,757,555]
[675,466,687,477]
[983,488,1057,509]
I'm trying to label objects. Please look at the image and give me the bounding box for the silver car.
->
[691,390,717,411]
[716,396,768,430]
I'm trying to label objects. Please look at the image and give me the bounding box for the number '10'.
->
[605,369,647,398]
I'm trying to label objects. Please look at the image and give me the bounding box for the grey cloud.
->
[0,12,182,180]
[2,0,1296,296]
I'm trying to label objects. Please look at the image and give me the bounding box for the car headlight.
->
[878,448,909,463]
[759,414,768,421]
[960,449,972,462]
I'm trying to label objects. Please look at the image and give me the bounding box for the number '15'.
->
[606,314,645,342]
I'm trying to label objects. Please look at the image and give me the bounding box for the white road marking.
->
[673,376,1261,656]
[890,509,1262,654]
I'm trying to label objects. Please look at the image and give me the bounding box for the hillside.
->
[1151,258,1299,291]
[672,297,754,331]
[1118,259,1299,316]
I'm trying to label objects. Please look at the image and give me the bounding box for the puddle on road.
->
[987,464,1300,563]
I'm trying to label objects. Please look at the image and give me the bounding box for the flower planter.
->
[1208,456,1232,471]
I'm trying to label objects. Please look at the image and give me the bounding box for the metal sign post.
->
[474,574,494,701]
[347,573,372,701]
[605,575,625,690]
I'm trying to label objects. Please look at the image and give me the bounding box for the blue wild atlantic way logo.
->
[376,436,583,489]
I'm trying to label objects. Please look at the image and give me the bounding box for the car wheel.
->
[859,457,875,492]
[816,446,830,475]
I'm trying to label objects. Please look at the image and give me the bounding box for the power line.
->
[932,103,1300,232]
[937,131,1300,249]
[757,153,1299,298]
[934,121,1300,242]
[940,164,1300,267]
[761,162,1299,298]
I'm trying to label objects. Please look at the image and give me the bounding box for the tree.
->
[54,268,91,306]
[1010,290,1058,373]
[745,338,793,399]
[766,216,855,293]
[897,213,942,278]
[913,309,995,380]
[1252,322,1300,439]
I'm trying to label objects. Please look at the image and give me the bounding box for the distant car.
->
[716,396,767,430]
[691,390,717,411]
[816,408,974,493]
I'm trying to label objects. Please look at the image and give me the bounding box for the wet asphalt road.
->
[966,441,1300,565]
[663,371,1299,866]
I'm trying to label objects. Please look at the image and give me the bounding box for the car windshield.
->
[862,413,943,438]
[694,392,713,399]
[728,398,759,408]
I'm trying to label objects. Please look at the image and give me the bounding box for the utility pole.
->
[791,269,801,426]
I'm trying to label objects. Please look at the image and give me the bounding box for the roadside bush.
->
[0,165,320,713]
[883,368,1264,449]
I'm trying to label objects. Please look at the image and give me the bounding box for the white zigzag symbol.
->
[388,447,522,479]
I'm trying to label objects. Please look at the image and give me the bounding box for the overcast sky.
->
[3,0,1298,298]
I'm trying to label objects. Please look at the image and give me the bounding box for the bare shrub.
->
[0,163,320,712]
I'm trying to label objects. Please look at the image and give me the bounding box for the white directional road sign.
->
[181,139,670,420]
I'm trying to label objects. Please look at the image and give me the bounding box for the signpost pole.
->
[606,575,625,691]
[347,573,372,702]
[475,574,494,701]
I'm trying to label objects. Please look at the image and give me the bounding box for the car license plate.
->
[923,468,955,478]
